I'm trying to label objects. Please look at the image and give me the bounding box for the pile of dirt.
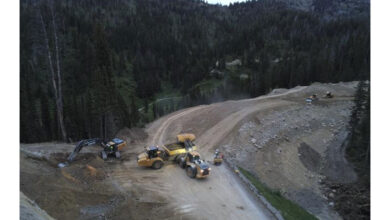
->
[20,145,174,220]
[21,153,111,218]
[116,127,148,145]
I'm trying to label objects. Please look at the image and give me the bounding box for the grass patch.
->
[238,167,318,220]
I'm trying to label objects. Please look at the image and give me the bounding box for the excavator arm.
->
[67,138,103,162]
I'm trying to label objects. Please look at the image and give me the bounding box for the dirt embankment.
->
[20,81,357,220]
[219,82,358,220]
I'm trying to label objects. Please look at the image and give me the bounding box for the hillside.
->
[20,81,359,220]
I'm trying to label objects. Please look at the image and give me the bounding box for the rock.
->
[329,202,334,207]
[251,138,257,144]
[332,189,336,193]
[329,193,335,198]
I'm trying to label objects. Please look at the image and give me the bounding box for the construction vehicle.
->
[306,94,318,104]
[213,149,223,165]
[178,151,211,178]
[58,138,126,168]
[324,91,333,98]
[100,138,126,160]
[137,133,198,169]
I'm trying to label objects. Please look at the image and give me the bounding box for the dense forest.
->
[328,80,370,219]
[20,0,370,143]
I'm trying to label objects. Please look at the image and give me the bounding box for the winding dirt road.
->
[122,86,308,220]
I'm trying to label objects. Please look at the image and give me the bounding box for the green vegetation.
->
[238,167,318,220]
[155,81,181,99]
[20,0,369,142]
[332,81,370,219]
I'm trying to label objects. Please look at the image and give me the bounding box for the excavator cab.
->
[100,138,126,160]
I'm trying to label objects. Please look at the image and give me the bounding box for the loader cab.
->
[187,152,201,163]
[147,146,159,159]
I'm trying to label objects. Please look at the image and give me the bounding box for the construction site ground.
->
[20,81,358,220]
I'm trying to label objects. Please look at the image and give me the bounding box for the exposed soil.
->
[299,142,322,173]
[20,81,358,220]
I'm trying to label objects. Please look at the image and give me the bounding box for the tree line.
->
[20,0,370,143]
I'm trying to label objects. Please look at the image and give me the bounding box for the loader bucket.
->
[177,133,196,143]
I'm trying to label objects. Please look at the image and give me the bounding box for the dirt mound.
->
[117,127,148,145]
[299,142,322,173]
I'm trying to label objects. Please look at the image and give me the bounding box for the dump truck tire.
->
[115,151,120,159]
[186,166,196,178]
[152,160,163,169]
[101,151,107,160]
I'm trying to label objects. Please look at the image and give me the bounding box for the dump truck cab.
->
[178,151,211,178]
[137,146,165,169]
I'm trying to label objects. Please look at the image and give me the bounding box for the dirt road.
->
[20,82,357,219]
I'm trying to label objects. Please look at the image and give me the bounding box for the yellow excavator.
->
[137,133,198,169]
[58,138,126,168]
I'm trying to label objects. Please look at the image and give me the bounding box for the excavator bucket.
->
[177,133,196,143]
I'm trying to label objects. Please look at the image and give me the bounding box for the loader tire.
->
[179,157,186,169]
[101,151,107,160]
[186,166,196,178]
[152,160,163,169]
[115,151,121,159]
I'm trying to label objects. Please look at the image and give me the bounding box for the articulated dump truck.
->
[137,133,198,169]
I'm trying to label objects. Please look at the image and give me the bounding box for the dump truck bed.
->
[165,143,185,151]
[162,142,197,160]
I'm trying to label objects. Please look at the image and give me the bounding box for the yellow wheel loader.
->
[178,151,211,178]
[137,133,198,169]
